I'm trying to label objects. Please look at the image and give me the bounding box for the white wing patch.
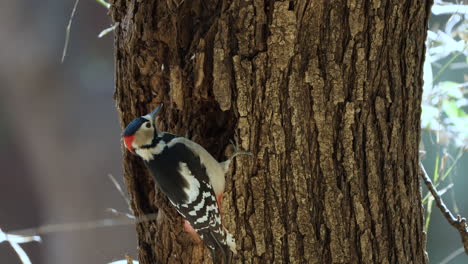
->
[178,162,200,204]
[194,204,219,224]
[167,138,226,195]
[188,191,212,216]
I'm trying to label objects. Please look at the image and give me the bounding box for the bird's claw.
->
[229,137,252,160]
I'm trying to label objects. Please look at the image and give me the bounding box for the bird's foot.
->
[228,136,252,160]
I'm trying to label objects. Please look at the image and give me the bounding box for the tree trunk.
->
[110,0,432,263]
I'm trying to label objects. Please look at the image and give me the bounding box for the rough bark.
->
[110,0,432,263]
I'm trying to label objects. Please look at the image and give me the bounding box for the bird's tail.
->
[198,227,236,264]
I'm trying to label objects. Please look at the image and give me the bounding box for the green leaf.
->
[433,153,440,183]
[439,81,463,99]
[442,101,467,119]
[96,0,110,9]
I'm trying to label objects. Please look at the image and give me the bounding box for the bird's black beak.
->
[146,104,163,122]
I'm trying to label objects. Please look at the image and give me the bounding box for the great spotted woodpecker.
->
[122,104,250,264]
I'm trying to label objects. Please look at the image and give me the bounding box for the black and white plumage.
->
[122,105,247,264]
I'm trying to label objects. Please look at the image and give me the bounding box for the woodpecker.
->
[122,104,251,264]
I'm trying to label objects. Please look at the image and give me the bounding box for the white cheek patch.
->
[178,162,200,204]
[134,127,154,146]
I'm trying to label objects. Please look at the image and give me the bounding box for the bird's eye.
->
[145,122,151,128]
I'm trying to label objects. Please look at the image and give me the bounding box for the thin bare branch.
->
[440,247,465,264]
[61,0,80,63]
[98,23,118,38]
[9,213,158,238]
[106,208,135,219]
[0,228,41,264]
[8,242,32,264]
[108,173,133,214]
[420,162,468,255]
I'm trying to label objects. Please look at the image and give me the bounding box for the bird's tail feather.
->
[198,228,235,263]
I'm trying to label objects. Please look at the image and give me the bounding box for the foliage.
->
[423,2,468,148]
[422,1,468,263]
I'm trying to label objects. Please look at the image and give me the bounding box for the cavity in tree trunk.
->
[110,0,432,263]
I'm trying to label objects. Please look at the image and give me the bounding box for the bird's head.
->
[122,104,163,154]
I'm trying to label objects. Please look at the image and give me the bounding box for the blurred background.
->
[0,0,136,264]
[423,1,468,264]
[0,0,466,264]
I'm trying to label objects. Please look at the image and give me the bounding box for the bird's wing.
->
[166,142,226,250]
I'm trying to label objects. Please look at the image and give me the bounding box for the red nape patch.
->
[123,135,135,153]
